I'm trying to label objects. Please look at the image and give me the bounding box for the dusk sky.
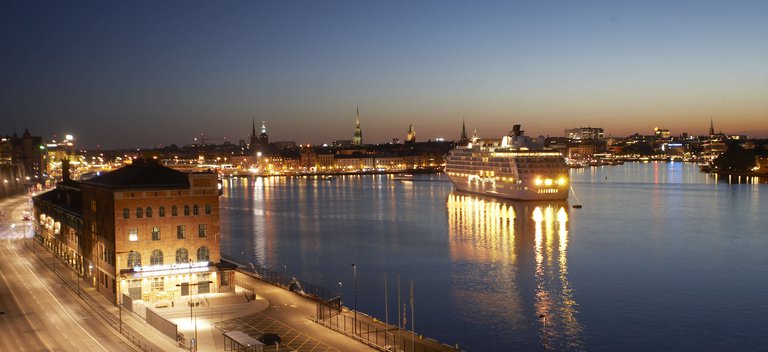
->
[2,1,767,149]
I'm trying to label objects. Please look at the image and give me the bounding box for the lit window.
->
[197,246,209,262]
[150,250,163,265]
[198,224,207,238]
[152,227,160,241]
[177,225,186,239]
[127,251,141,268]
[129,228,138,242]
[175,248,189,264]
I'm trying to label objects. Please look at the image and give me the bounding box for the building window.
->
[129,228,138,242]
[159,206,165,217]
[127,251,141,268]
[152,227,160,241]
[175,248,189,264]
[123,208,130,219]
[193,205,199,215]
[172,205,178,216]
[151,277,164,292]
[136,207,143,219]
[150,250,163,265]
[146,207,152,218]
[177,225,186,239]
[184,205,190,216]
[197,246,210,262]
[198,224,207,238]
[205,204,212,215]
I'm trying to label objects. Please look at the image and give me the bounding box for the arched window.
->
[175,248,189,264]
[150,250,163,266]
[171,205,178,216]
[193,205,199,215]
[123,208,130,219]
[136,207,143,218]
[146,207,152,218]
[205,204,212,215]
[127,251,141,268]
[197,246,210,262]
[158,206,165,217]
[184,205,190,216]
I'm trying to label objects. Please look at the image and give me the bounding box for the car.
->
[257,333,281,345]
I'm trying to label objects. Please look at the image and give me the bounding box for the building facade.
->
[34,158,230,305]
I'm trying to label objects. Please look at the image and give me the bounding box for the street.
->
[0,195,133,352]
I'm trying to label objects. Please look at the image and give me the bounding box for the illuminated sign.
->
[134,261,209,273]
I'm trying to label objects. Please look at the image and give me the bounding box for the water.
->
[220,163,768,351]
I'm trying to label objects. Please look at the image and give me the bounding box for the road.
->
[0,195,133,352]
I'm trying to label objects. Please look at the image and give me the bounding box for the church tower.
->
[405,124,416,144]
[259,120,269,146]
[353,106,363,146]
[249,119,259,152]
[708,118,715,136]
[458,119,469,146]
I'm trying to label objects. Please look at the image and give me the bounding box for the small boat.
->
[572,204,583,209]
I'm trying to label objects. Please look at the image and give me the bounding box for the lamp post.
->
[176,280,213,352]
[351,263,357,335]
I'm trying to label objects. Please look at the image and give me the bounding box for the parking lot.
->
[216,313,340,352]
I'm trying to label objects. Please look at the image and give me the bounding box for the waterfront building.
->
[352,107,363,146]
[33,158,231,305]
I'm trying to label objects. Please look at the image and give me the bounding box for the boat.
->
[445,125,569,201]
[698,162,712,173]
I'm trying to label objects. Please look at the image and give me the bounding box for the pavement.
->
[3,193,380,352]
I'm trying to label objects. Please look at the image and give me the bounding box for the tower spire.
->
[709,118,715,136]
[252,118,256,137]
[459,117,469,145]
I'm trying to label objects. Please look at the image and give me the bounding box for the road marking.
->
[11,244,110,352]
[0,262,55,351]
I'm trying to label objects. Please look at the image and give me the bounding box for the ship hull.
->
[447,174,569,201]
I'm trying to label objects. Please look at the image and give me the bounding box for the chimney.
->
[62,158,70,181]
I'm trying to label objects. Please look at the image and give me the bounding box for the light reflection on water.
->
[447,193,583,351]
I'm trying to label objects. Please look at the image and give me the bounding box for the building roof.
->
[82,158,190,190]
[35,184,83,216]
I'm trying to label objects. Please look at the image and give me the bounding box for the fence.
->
[316,311,456,352]
[223,256,338,303]
[145,306,178,341]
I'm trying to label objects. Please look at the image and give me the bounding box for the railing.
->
[223,256,338,303]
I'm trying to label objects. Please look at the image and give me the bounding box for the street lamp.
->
[351,263,357,335]
[176,280,213,352]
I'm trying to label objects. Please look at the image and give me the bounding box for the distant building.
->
[352,107,363,146]
[565,127,604,141]
[249,119,269,155]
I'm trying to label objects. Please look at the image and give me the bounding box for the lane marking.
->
[10,244,110,352]
[0,261,55,350]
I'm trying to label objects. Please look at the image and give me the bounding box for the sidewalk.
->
[26,239,187,352]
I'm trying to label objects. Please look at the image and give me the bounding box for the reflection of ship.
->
[446,193,583,350]
[446,125,569,201]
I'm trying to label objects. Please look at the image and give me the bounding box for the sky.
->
[1,0,767,149]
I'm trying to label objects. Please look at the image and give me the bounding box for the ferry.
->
[445,125,569,201]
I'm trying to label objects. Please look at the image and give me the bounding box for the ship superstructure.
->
[446,125,569,201]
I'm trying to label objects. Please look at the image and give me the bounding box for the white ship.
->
[446,125,569,201]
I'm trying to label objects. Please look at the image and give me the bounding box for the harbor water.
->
[220,162,768,351]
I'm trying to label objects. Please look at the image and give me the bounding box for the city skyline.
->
[2,1,767,149]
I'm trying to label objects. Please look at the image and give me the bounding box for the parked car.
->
[258,333,281,345]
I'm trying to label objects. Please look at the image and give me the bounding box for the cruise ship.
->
[446,125,569,201]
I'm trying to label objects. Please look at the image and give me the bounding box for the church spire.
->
[252,118,256,137]
[709,118,715,136]
[459,118,469,146]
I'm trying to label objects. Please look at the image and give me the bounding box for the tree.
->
[713,141,756,173]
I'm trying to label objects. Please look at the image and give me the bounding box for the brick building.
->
[34,158,232,305]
